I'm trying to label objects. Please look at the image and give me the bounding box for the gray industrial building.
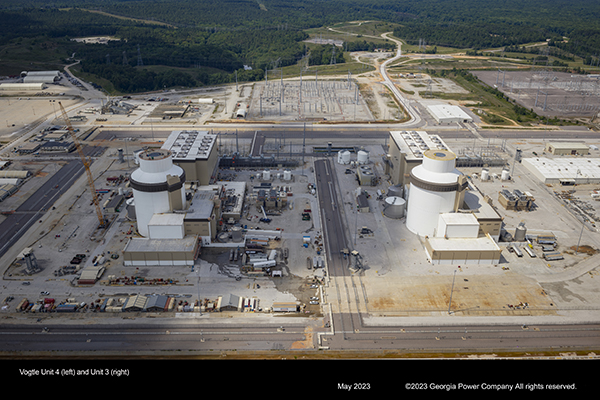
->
[21,70,60,84]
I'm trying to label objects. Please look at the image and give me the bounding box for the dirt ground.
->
[361,273,557,317]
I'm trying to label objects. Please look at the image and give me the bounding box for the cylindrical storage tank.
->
[126,198,136,220]
[357,150,369,165]
[481,169,489,181]
[514,225,527,241]
[387,185,403,198]
[283,170,292,181]
[263,170,271,180]
[383,196,406,219]
[130,149,186,237]
[501,169,510,181]
[337,150,351,165]
[406,150,461,237]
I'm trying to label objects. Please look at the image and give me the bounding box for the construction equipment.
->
[58,102,106,228]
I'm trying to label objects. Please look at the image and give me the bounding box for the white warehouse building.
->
[426,104,473,124]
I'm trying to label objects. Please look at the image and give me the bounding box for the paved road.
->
[0,160,86,260]
[1,319,598,356]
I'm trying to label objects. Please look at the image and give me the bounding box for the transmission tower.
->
[330,45,336,65]
[122,51,128,66]
[137,45,143,67]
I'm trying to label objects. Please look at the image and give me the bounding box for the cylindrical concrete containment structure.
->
[406,150,465,237]
[130,149,186,237]
[126,198,136,220]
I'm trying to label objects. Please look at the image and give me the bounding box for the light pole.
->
[448,270,457,314]
[576,218,585,255]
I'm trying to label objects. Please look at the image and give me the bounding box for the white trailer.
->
[523,246,536,258]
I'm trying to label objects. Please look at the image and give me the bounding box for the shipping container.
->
[543,251,564,261]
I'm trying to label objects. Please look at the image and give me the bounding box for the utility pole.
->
[137,45,143,66]
[448,270,457,314]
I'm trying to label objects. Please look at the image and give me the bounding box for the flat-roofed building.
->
[385,131,452,187]
[16,142,41,155]
[522,157,600,184]
[147,213,185,239]
[161,130,218,185]
[461,187,502,242]
[425,234,502,265]
[426,104,473,124]
[544,142,590,156]
[122,235,201,266]
[184,189,217,246]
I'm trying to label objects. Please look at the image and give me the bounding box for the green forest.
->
[1,0,600,93]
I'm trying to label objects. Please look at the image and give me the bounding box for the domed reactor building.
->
[130,149,186,237]
[403,148,502,265]
[406,149,467,237]
[122,131,221,267]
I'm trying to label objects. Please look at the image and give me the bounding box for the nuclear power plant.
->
[378,131,504,265]
[405,149,467,237]
[129,148,186,237]
[121,130,222,266]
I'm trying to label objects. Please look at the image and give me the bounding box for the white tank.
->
[481,169,489,181]
[337,150,351,164]
[501,169,510,181]
[263,170,271,180]
[130,149,186,237]
[387,185,403,198]
[283,170,292,180]
[357,150,369,165]
[383,196,406,219]
[126,198,136,220]
[406,150,461,237]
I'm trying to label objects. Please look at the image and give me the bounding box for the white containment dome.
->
[130,149,186,237]
[337,150,351,165]
[357,150,369,165]
[383,196,406,219]
[406,149,467,237]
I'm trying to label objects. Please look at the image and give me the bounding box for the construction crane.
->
[58,102,106,229]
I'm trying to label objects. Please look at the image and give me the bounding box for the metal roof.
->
[123,295,147,311]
